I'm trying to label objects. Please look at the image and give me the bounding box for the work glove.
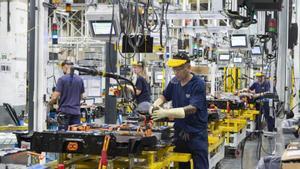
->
[152,107,185,121]
[149,97,165,114]
[253,92,265,98]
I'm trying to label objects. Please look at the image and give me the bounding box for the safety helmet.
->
[166,53,190,68]
[132,61,145,67]
[255,72,264,77]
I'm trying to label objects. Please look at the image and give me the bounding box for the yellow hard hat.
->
[166,53,190,68]
[255,72,264,77]
[132,61,144,67]
[166,59,187,68]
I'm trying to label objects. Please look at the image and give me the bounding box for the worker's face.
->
[132,65,143,75]
[256,76,263,83]
[62,65,70,74]
[172,64,190,81]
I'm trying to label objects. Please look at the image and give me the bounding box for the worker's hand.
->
[46,104,51,113]
[152,107,185,121]
[152,107,169,120]
[127,85,134,92]
[253,93,264,98]
[53,104,59,110]
[239,92,253,97]
[149,105,159,114]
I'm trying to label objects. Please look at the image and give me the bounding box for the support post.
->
[293,0,300,118]
[34,0,49,131]
[104,42,117,124]
[27,0,36,131]
[277,0,290,114]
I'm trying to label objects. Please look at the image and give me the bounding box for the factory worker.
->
[126,61,152,114]
[249,72,275,131]
[151,53,209,169]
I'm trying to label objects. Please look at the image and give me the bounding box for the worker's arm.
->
[149,95,166,114]
[182,105,197,116]
[124,85,141,95]
[80,79,85,99]
[81,94,85,99]
[50,77,64,106]
[152,104,198,120]
[153,95,166,107]
[248,83,257,94]
[152,79,205,120]
[49,91,60,106]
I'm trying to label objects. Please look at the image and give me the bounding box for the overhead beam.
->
[166,11,227,20]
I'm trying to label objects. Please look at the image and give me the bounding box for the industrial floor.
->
[221,119,287,169]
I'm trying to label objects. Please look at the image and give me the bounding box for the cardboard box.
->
[282,142,300,169]
[191,66,210,75]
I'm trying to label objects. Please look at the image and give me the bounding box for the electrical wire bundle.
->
[223,1,257,30]
[71,66,137,104]
[117,0,170,59]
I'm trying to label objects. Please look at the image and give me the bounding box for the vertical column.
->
[293,0,300,118]
[231,0,237,11]
[27,0,36,131]
[104,42,117,124]
[34,0,49,131]
[277,0,289,113]
[197,0,200,12]
[210,63,217,96]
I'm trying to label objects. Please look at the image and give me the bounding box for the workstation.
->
[0,0,300,169]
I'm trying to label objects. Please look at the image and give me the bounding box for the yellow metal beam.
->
[0,126,27,131]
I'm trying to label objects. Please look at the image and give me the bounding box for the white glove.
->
[253,92,264,98]
[149,97,165,114]
[53,104,59,110]
[152,107,185,121]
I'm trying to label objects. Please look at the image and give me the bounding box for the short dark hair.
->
[61,60,73,67]
[172,53,190,63]
[137,61,145,67]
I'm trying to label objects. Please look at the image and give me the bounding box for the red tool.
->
[98,135,110,169]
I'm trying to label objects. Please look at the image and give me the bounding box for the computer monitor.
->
[233,57,243,63]
[153,72,163,84]
[230,34,248,48]
[251,45,262,55]
[90,21,116,36]
[219,54,231,61]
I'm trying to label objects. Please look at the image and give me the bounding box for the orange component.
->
[144,128,153,137]
[226,101,230,113]
[66,3,72,12]
[67,142,79,151]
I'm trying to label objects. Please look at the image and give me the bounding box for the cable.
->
[159,2,165,48]
[71,66,137,102]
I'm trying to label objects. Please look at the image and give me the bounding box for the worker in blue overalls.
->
[248,72,275,131]
[150,53,208,169]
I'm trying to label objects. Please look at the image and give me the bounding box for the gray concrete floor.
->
[220,119,286,169]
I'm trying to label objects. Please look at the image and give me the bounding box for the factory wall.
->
[0,0,27,106]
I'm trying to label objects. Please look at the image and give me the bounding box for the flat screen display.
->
[219,54,230,61]
[230,34,248,48]
[91,21,115,35]
[233,57,243,63]
[251,46,262,55]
